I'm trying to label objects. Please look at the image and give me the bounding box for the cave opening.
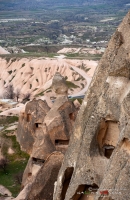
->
[61,167,74,200]
[32,157,45,164]
[69,113,75,121]
[28,172,32,177]
[103,145,115,159]
[97,119,119,159]
[35,123,42,128]
[55,140,69,146]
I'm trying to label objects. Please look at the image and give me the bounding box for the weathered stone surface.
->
[27,152,64,200]
[52,72,68,95]
[53,11,130,200]
[16,72,78,200]
[16,99,50,154]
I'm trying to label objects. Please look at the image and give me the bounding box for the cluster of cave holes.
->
[97,119,120,159]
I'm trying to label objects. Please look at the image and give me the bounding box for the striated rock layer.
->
[53,11,130,200]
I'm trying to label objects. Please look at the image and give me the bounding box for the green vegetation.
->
[36,91,44,96]
[0,1,129,48]
[0,160,28,197]
[0,116,18,125]
[0,116,29,197]
[66,81,79,89]
[2,134,29,162]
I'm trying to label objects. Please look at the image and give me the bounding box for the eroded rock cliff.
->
[53,11,130,200]
[16,73,78,200]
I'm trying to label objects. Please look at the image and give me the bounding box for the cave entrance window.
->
[36,123,38,128]
[32,157,45,164]
[61,167,74,200]
[69,113,75,121]
[28,172,32,177]
[55,140,69,146]
[103,145,115,159]
[35,123,42,128]
[97,119,119,159]
[27,114,31,122]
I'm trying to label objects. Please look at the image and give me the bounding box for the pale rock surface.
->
[0,185,12,197]
[0,58,97,99]
[0,46,10,55]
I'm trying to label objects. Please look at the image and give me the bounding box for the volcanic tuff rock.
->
[16,73,77,200]
[52,72,68,95]
[0,57,96,98]
[16,99,50,154]
[53,11,130,200]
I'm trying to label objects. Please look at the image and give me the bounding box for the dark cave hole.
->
[55,140,69,146]
[97,119,119,159]
[61,167,74,200]
[35,123,42,128]
[32,157,45,164]
[103,145,115,159]
[28,172,32,177]
[69,113,75,121]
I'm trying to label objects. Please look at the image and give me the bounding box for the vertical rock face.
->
[53,11,130,200]
[17,99,50,154]
[16,73,78,200]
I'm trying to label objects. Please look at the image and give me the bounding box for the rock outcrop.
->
[16,73,77,200]
[53,11,130,200]
[17,99,50,154]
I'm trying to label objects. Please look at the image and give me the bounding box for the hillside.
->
[0,57,97,99]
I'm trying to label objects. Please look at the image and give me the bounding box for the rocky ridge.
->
[0,57,97,99]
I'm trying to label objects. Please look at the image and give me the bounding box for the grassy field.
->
[0,160,28,197]
[0,116,29,197]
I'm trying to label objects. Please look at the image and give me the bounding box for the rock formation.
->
[0,57,96,98]
[53,11,130,200]
[16,73,77,200]
[0,46,10,55]
[17,99,50,154]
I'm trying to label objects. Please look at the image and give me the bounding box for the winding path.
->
[43,58,93,98]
